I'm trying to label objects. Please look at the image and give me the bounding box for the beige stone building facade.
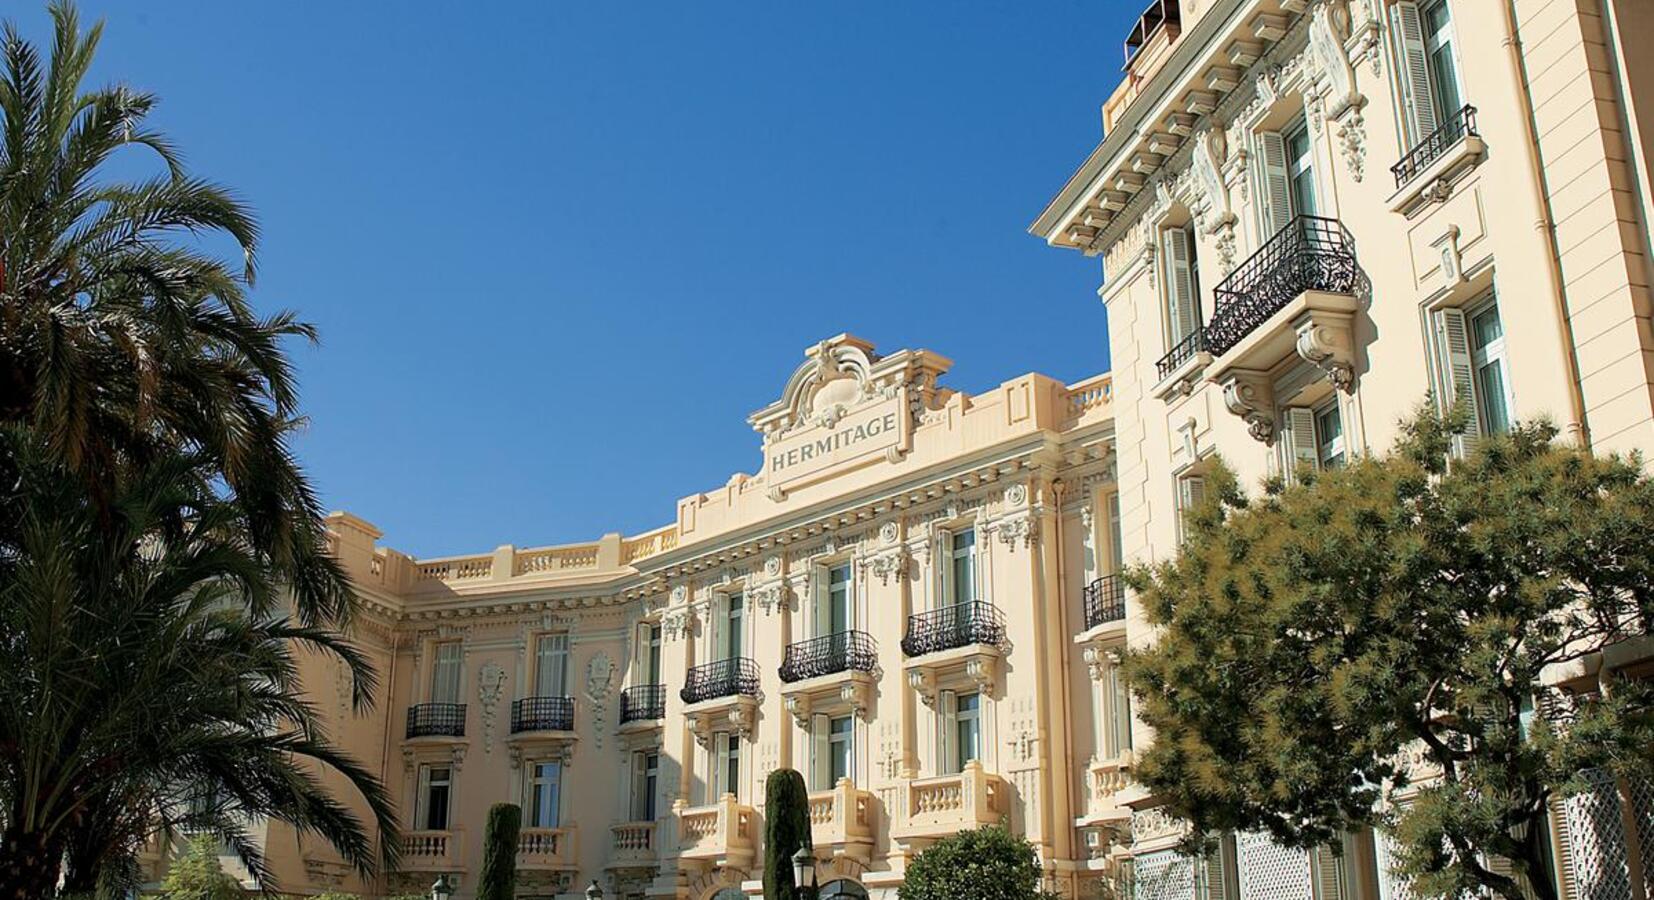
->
[1031,0,1654,898]
[160,0,1654,897]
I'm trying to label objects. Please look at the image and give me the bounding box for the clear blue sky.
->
[42,2,1138,557]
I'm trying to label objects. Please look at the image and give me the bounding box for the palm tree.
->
[0,424,398,898]
[0,1,356,632]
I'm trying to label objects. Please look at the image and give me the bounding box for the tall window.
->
[1470,299,1512,435]
[535,634,568,697]
[417,765,452,831]
[829,715,854,784]
[1174,474,1206,543]
[826,564,853,634]
[1422,0,1461,116]
[1162,224,1201,351]
[712,731,740,800]
[955,693,982,769]
[1107,662,1133,756]
[528,761,561,828]
[632,751,659,821]
[647,623,662,682]
[1315,401,1346,469]
[1392,0,1464,142]
[950,528,977,606]
[429,641,462,704]
[722,593,744,660]
[1286,121,1317,218]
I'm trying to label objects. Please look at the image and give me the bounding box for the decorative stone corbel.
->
[785,694,812,729]
[687,713,714,749]
[907,669,938,708]
[1295,318,1357,391]
[965,657,997,694]
[994,515,1038,550]
[867,548,910,586]
[728,703,756,740]
[841,681,872,720]
[1220,370,1277,444]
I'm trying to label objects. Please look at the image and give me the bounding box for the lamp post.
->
[429,874,454,900]
[791,845,819,900]
[585,880,604,900]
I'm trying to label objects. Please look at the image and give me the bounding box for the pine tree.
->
[1123,407,1654,900]
[763,768,813,900]
[476,803,521,900]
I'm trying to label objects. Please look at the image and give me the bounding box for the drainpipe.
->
[1501,0,1591,448]
[376,630,402,898]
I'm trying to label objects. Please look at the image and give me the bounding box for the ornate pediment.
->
[747,335,952,499]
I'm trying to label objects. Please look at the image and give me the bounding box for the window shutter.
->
[1256,132,1294,238]
[415,766,432,829]
[1432,307,1485,456]
[1179,476,1207,511]
[1203,850,1232,900]
[811,713,831,790]
[1164,227,1198,345]
[1391,1,1439,142]
[813,565,830,638]
[633,622,651,684]
[939,690,960,774]
[632,752,649,820]
[933,527,952,609]
[713,732,731,798]
[1283,406,1320,480]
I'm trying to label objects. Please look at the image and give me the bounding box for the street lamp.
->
[429,874,454,900]
[792,845,819,900]
[585,880,604,900]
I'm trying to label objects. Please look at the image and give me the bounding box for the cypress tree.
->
[477,802,522,900]
[762,768,813,900]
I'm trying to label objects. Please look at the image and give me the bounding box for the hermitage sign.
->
[764,395,907,489]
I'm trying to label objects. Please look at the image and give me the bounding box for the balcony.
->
[398,830,463,872]
[779,630,878,683]
[893,761,1007,843]
[1081,754,1137,824]
[677,794,756,868]
[510,696,574,734]
[808,778,876,861]
[1154,326,1210,398]
[1083,575,1126,631]
[405,703,466,740]
[516,826,577,870]
[620,684,666,724]
[610,821,657,866]
[1205,217,1363,441]
[680,657,761,706]
[1389,105,1485,214]
[902,602,1005,657]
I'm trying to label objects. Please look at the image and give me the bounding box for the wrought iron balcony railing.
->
[1155,325,1208,383]
[779,630,878,683]
[1391,105,1478,190]
[901,602,1006,657]
[680,657,761,705]
[1204,216,1360,358]
[620,684,667,723]
[406,702,466,739]
[510,696,574,733]
[1083,575,1127,629]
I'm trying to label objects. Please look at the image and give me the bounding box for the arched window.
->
[820,880,870,900]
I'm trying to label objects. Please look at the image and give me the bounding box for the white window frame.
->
[720,592,745,661]
[1421,0,1463,119]
[954,692,982,772]
[534,633,569,698]
[416,764,453,831]
[1314,400,1346,469]
[1175,474,1207,543]
[948,527,977,607]
[711,731,740,801]
[1285,118,1317,219]
[429,641,463,704]
[631,751,659,822]
[1104,492,1125,577]
[817,562,854,637]
[527,760,562,829]
[1468,296,1513,437]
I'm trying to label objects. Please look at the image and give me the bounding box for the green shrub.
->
[898,826,1057,900]
[477,802,522,900]
[762,768,813,900]
[158,835,244,900]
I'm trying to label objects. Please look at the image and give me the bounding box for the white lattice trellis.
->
[1373,830,1415,900]
[1563,768,1634,900]
[1237,831,1312,900]
[1136,848,1197,900]
[1631,775,1654,898]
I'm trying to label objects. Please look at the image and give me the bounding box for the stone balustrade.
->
[611,821,656,864]
[677,794,756,867]
[896,761,1006,839]
[398,830,463,872]
[516,826,577,869]
[808,778,876,857]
